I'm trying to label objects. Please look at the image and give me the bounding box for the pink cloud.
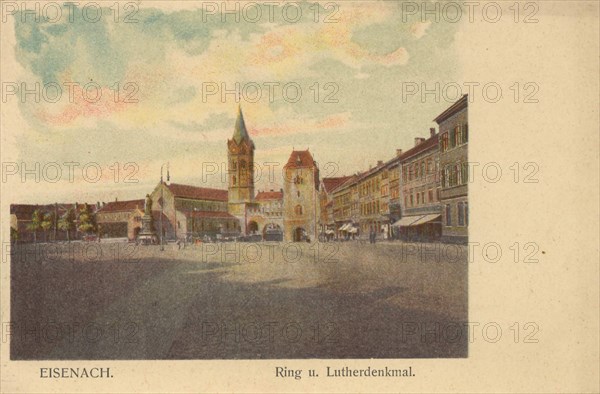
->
[36,83,130,126]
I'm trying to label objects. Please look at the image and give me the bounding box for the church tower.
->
[227,105,255,227]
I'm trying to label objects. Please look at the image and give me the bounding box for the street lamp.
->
[160,162,170,251]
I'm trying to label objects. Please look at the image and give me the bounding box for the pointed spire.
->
[232,104,251,144]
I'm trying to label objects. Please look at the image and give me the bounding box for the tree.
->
[27,209,43,243]
[77,203,97,235]
[10,226,19,244]
[41,211,56,242]
[58,208,76,242]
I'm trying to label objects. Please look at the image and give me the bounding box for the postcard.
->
[1,1,598,393]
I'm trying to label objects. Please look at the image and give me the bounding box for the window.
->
[446,204,452,226]
[428,189,434,202]
[449,128,456,149]
[458,202,465,226]
[297,191,300,198]
[461,162,469,185]
[441,168,446,188]
[463,123,468,144]
[456,126,463,146]
[232,175,236,186]
[295,205,303,215]
[465,202,469,225]
[441,132,449,152]
[421,162,425,178]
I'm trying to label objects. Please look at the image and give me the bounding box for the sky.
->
[4,1,462,204]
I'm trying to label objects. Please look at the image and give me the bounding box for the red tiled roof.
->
[97,199,144,213]
[186,210,236,219]
[284,150,316,169]
[166,183,228,202]
[399,134,439,162]
[322,176,353,193]
[255,191,283,201]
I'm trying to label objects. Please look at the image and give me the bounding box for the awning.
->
[391,215,423,227]
[326,229,335,235]
[339,223,354,231]
[411,214,442,226]
[348,227,358,234]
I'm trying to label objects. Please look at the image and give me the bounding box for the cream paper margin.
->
[0,1,598,393]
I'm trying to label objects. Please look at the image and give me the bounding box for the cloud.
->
[410,21,432,39]
[252,112,352,138]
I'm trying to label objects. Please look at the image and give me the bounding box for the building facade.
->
[319,176,353,240]
[395,129,442,241]
[331,175,359,239]
[96,199,144,240]
[149,182,239,240]
[283,150,320,242]
[357,162,389,239]
[247,190,284,240]
[435,94,469,244]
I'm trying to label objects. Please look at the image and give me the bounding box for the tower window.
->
[295,205,303,215]
[232,175,236,186]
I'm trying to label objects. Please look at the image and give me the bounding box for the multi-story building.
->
[395,128,442,241]
[319,176,353,240]
[331,175,359,239]
[386,153,403,239]
[283,150,320,242]
[357,161,388,238]
[435,94,469,244]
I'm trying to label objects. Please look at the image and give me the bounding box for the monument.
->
[137,194,157,244]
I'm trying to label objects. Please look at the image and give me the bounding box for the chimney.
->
[96,201,100,209]
[102,202,106,207]
[396,149,403,157]
[377,160,383,166]
[414,137,425,146]
[430,127,436,137]
[270,189,274,192]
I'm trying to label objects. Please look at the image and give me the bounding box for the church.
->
[13,106,322,243]
[138,106,319,242]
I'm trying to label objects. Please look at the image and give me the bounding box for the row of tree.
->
[19,204,97,243]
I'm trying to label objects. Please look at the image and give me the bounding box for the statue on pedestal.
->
[138,194,157,245]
